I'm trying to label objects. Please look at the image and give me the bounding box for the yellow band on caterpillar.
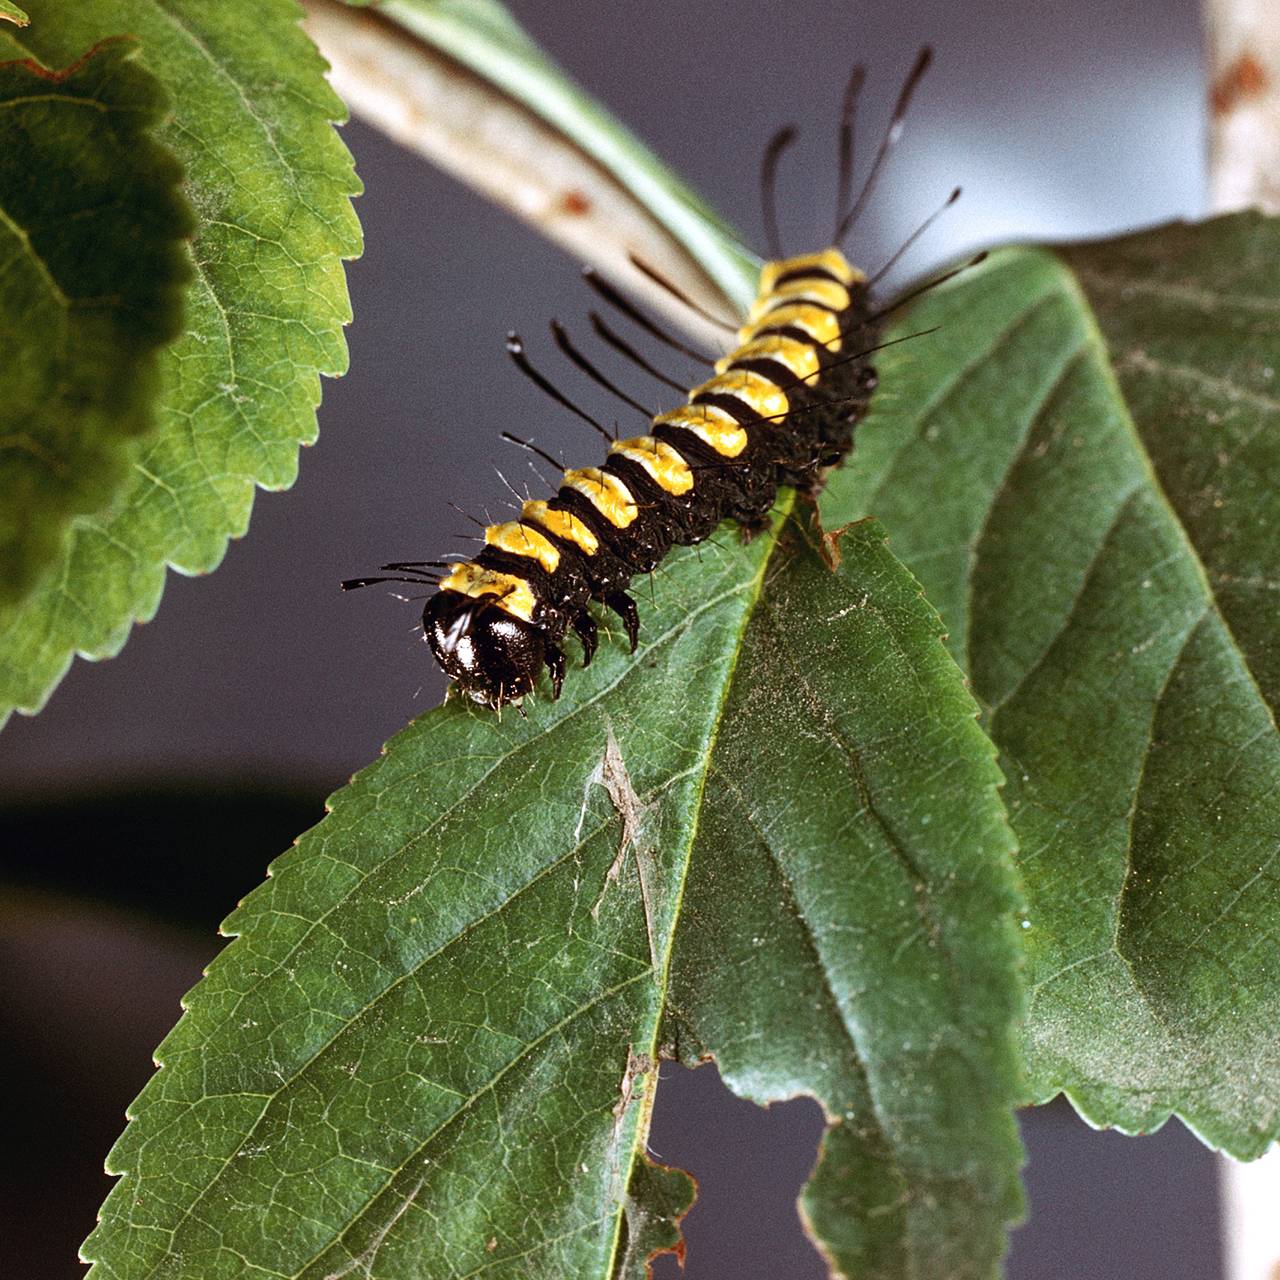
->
[484,521,560,573]
[521,500,599,555]
[749,276,852,321]
[439,563,537,622]
[716,334,821,384]
[758,248,863,293]
[690,368,789,421]
[563,467,638,528]
[739,302,843,352]
[654,406,749,458]
[610,435,694,495]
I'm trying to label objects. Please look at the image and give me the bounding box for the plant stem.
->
[299,0,744,343]
[1220,1146,1280,1280]
[1206,0,1280,1266]
[1204,0,1280,212]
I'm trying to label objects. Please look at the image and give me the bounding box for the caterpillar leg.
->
[729,484,780,535]
[572,611,599,666]
[789,454,835,496]
[605,591,640,652]
[545,643,567,699]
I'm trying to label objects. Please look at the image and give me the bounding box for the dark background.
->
[1,0,1224,1275]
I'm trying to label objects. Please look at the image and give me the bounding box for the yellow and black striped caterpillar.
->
[346,51,969,712]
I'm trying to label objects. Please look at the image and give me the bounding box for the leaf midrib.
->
[224,512,789,1280]
[126,549,775,1278]
[1012,259,1280,1119]
[601,493,793,1278]
[1065,267,1280,735]
[0,88,112,110]
[0,201,70,311]
[148,0,305,202]
[205,572,761,1044]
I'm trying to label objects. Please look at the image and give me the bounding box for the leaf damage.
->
[611,1147,697,1280]
[82,507,1023,1280]
[588,726,660,973]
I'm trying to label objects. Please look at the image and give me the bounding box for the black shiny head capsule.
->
[422,591,545,711]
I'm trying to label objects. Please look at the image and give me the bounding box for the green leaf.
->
[0,0,361,723]
[613,1151,696,1279]
[0,37,192,603]
[82,512,1024,1280]
[663,517,1025,1277]
[0,3,28,26]
[822,213,1280,1158]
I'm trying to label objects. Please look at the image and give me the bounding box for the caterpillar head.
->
[422,590,545,711]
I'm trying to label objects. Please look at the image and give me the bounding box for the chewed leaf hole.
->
[647,1062,826,1279]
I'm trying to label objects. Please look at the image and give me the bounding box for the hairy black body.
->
[413,250,881,710]
[344,49,969,713]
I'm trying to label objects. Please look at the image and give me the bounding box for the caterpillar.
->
[346,50,975,712]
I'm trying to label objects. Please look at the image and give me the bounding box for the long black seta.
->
[344,49,983,713]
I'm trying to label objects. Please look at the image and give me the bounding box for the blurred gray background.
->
[1,0,1223,1275]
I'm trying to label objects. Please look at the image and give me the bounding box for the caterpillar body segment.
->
[420,248,881,710]
[347,50,956,713]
